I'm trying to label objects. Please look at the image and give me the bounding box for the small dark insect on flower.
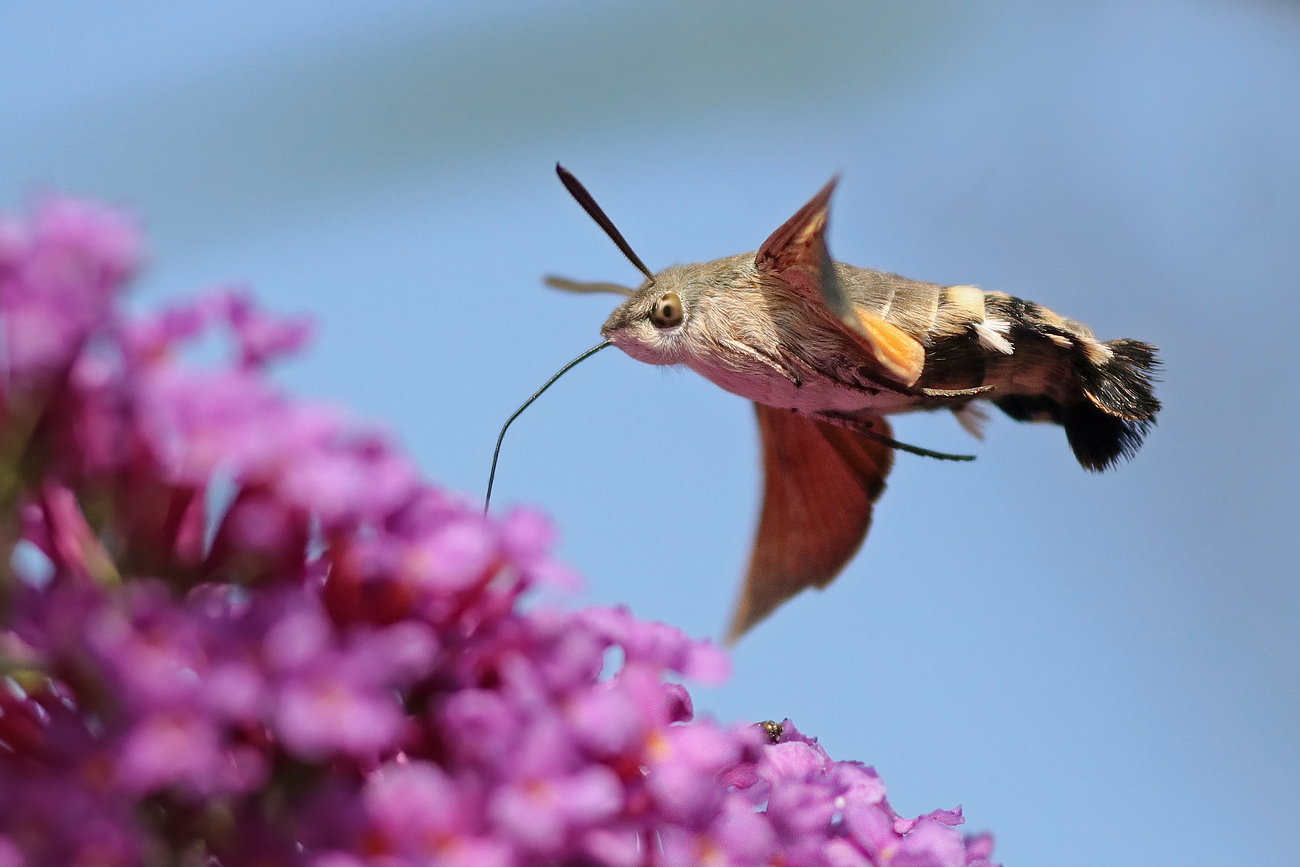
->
[758,720,785,744]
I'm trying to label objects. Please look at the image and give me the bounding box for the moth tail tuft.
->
[1076,339,1161,420]
[1061,403,1152,471]
[1065,338,1161,471]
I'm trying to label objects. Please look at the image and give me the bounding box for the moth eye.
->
[650,291,684,329]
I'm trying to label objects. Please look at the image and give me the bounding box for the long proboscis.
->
[556,164,655,283]
[484,341,612,514]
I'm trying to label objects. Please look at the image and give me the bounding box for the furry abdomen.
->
[683,265,924,415]
[837,263,1161,471]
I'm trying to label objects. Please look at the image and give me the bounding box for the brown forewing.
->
[755,179,925,387]
[726,403,895,642]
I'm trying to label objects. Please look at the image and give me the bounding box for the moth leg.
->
[920,383,995,398]
[717,336,805,388]
[816,412,976,462]
[952,403,989,440]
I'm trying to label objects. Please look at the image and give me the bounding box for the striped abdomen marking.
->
[837,265,1161,470]
[973,291,1161,470]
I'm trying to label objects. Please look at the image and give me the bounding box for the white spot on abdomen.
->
[975,317,1014,354]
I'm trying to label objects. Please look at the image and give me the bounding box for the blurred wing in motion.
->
[728,403,895,642]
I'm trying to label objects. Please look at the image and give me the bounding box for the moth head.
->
[599,268,702,366]
[548,165,728,367]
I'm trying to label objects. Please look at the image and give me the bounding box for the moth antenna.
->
[556,164,655,282]
[543,275,635,297]
[484,341,611,514]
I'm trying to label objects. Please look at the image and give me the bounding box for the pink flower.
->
[274,670,406,759]
[116,709,225,794]
[0,196,139,379]
[0,195,1000,867]
[489,765,622,853]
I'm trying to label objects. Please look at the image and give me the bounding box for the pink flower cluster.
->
[0,197,998,867]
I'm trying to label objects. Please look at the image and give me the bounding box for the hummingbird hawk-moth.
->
[532,165,1160,642]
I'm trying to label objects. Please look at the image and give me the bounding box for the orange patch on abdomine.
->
[852,309,925,386]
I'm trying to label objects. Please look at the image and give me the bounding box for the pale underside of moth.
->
[548,170,1160,642]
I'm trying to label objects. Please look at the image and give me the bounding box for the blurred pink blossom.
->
[0,196,999,867]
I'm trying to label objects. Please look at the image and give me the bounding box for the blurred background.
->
[3,1,1297,863]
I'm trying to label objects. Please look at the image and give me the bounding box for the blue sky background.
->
[3,2,1297,864]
